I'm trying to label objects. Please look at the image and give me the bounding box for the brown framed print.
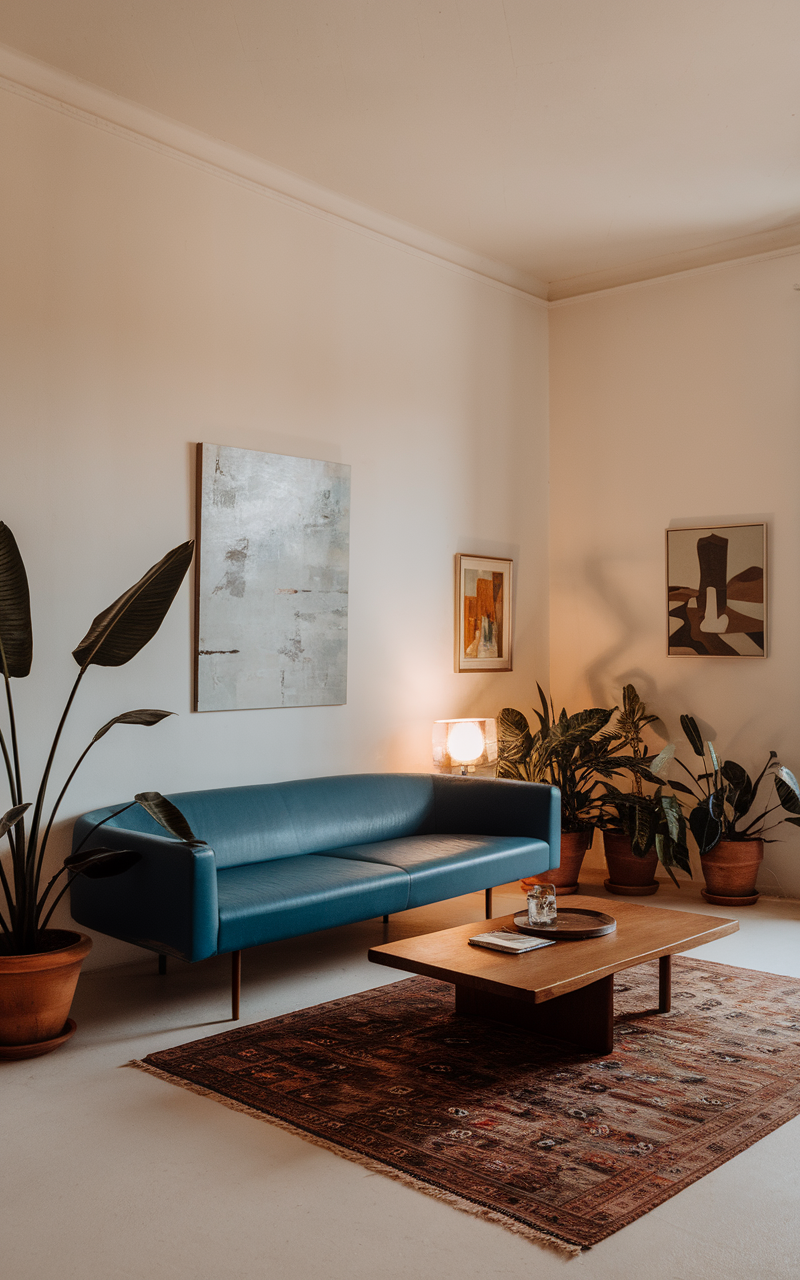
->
[666,522,766,657]
[455,554,513,672]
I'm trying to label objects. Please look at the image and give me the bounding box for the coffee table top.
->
[368,896,738,1004]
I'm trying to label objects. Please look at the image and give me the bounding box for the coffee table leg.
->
[455,974,615,1055]
[659,954,672,1013]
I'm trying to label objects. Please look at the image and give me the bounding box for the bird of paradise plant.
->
[0,522,195,955]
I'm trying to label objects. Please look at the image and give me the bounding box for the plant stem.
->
[0,725,19,807]
[2,671,23,814]
[22,667,86,946]
[738,803,784,836]
[673,757,705,798]
[0,850,16,928]
[39,873,76,930]
[0,722,22,926]
[34,864,67,923]
[34,738,97,896]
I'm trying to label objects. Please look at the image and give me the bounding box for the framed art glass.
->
[455,554,513,672]
[666,523,766,657]
[195,443,350,709]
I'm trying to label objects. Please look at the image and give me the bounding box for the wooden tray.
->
[512,909,616,940]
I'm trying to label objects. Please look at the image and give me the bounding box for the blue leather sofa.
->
[70,772,560,1016]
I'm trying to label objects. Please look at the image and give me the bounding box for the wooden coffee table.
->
[368,896,738,1055]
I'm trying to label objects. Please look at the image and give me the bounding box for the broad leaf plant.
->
[498,683,691,885]
[0,523,199,954]
[652,714,800,855]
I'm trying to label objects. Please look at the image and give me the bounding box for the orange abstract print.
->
[463,570,504,659]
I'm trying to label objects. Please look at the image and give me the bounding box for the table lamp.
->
[432,718,498,776]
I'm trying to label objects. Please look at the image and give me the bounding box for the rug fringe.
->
[127,1059,582,1259]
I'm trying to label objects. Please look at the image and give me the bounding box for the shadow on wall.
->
[582,554,651,705]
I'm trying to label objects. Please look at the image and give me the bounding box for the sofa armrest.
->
[431,775,561,870]
[69,824,219,962]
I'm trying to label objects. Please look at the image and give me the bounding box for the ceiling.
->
[2,0,799,299]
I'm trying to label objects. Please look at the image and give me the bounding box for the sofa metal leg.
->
[232,951,241,1021]
[485,888,493,919]
[158,953,167,976]
[382,914,389,924]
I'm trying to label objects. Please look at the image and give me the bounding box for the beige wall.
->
[549,252,800,897]
[0,85,550,965]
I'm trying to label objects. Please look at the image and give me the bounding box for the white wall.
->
[0,85,550,966]
[549,252,800,897]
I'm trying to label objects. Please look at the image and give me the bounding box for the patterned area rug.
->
[134,958,800,1255]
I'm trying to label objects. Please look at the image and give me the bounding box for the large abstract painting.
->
[455,554,512,672]
[666,523,766,657]
[195,443,350,710]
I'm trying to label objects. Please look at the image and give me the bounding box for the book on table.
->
[468,932,556,955]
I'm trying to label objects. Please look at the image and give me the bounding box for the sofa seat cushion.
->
[216,854,410,954]
[321,834,549,909]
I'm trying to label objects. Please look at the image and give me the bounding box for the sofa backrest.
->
[98,773,437,869]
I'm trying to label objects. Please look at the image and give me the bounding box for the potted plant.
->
[654,714,800,905]
[497,684,655,894]
[0,522,194,1058]
[595,685,691,894]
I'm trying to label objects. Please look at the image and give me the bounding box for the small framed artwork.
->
[666,523,766,657]
[455,554,513,672]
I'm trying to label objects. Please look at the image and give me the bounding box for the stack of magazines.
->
[468,931,556,955]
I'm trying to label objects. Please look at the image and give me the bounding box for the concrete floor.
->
[4,857,800,1280]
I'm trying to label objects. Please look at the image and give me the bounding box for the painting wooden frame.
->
[455,554,513,672]
[666,522,766,658]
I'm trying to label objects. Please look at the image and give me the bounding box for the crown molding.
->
[0,42,548,306]
[548,231,800,303]
[4,41,797,310]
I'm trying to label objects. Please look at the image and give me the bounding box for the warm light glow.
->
[446,720,485,764]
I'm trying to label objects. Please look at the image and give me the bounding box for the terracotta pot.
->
[603,831,659,896]
[701,838,763,906]
[521,829,591,897]
[0,930,92,1060]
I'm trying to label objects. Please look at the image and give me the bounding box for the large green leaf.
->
[72,540,194,668]
[654,833,679,885]
[661,794,690,861]
[632,802,656,855]
[90,709,174,744]
[497,707,533,764]
[650,742,675,775]
[0,523,33,678]
[690,803,721,855]
[531,683,551,733]
[720,759,749,789]
[721,759,753,820]
[666,777,699,797]
[496,757,526,781]
[775,771,800,815]
[708,787,726,820]
[548,707,613,755]
[680,715,705,757]
[64,846,141,878]
[134,791,205,845]
[618,683,658,736]
[0,802,30,840]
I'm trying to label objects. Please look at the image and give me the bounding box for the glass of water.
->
[527,883,557,926]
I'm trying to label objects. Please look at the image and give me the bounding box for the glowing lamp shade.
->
[447,720,485,763]
[432,718,498,775]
